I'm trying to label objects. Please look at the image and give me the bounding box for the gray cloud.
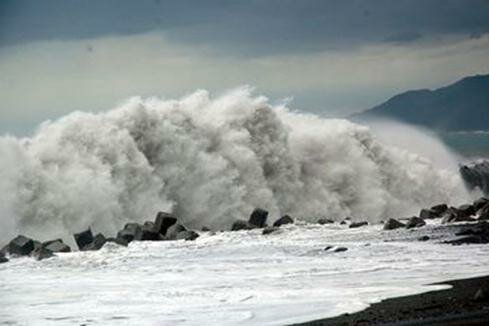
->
[1,0,489,136]
[1,0,489,55]
[1,32,488,135]
[384,32,422,44]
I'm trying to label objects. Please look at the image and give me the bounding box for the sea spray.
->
[0,88,470,242]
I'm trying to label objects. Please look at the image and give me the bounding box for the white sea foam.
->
[0,88,470,242]
[1,224,489,325]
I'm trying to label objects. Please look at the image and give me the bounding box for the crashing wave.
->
[0,88,469,241]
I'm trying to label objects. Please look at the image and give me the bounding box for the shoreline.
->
[293,275,489,326]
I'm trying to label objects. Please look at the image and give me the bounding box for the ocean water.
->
[439,131,489,159]
[1,222,489,325]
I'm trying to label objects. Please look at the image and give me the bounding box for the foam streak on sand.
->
[0,88,469,241]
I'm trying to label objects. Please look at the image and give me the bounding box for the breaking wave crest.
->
[0,88,470,241]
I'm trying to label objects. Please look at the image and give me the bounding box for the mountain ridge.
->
[352,74,489,131]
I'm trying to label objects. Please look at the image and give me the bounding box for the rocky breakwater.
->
[0,211,200,262]
[2,197,489,265]
[381,197,489,245]
[460,160,489,195]
[0,208,296,264]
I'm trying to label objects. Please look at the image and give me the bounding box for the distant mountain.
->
[352,74,489,131]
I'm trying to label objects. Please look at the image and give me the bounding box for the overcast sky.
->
[1,0,489,135]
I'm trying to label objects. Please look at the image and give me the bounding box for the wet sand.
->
[294,275,489,326]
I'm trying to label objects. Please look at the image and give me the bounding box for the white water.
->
[2,223,489,325]
[0,88,480,324]
[0,88,470,243]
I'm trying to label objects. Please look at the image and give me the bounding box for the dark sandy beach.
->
[294,275,489,326]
